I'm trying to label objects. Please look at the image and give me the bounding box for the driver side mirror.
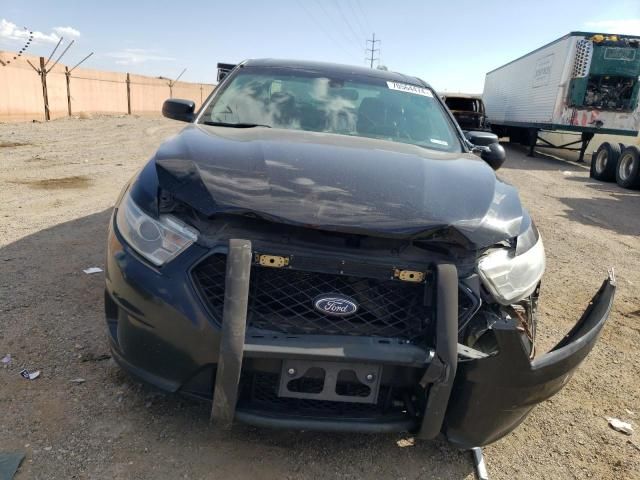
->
[477,142,506,170]
[162,99,195,122]
[464,131,506,170]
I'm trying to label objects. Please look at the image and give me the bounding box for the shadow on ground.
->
[556,191,640,237]
[0,210,474,480]
[499,144,640,237]
[500,143,588,173]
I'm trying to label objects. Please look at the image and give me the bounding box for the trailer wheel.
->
[590,142,621,182]
[616,146,640,189]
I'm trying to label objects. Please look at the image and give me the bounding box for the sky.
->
[1,0,639,92]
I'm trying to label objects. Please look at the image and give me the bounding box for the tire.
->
[616,145,640,189]
[590,142,621,181]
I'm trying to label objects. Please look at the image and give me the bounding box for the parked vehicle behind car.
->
[483,32,640,162]
[105,59,615,448]
[441,93,489,131]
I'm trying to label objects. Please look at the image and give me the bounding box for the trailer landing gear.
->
[526,128,595,162]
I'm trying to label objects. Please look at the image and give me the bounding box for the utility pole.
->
[365,33,380,69]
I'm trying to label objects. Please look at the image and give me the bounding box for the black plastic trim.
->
[235,410,417,433]
[445,277,615,448]
[244,335,434,367]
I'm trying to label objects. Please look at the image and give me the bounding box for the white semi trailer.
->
[483,32,640,173]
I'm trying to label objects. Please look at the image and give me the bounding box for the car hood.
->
[153,124,524,248]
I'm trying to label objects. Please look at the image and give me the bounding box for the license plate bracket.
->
[278,360,381,404]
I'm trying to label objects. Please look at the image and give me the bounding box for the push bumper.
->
[105,230,615,446]
[206,239,615,446]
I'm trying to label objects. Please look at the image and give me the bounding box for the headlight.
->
[116,191,198,266]
[477,225,545,305]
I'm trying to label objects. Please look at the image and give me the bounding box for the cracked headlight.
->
[116,191,198,266]
[477,224,545,305]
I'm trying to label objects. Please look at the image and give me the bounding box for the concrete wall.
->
[0,50,214,122]
[0,52,45,122]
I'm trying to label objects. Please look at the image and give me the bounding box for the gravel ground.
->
[1,116,639,480]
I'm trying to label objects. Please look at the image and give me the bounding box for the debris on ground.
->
[82,267,103,274]
[396,437,415,448]
[0,451,25,480]
[1,354,11,365]
[607,417,634,436]
[69,378,86,384]
[19,369,40,380]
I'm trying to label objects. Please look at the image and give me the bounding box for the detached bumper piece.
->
[445,274,616,448]
[211,239,615,445]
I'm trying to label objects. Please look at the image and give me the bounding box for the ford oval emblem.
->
[313,295,358,316]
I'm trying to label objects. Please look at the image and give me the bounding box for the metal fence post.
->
[39,57,50,121]
[65,66,72,117]
[126,73,131,115]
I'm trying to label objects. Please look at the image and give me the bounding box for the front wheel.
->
[616,146,640,189]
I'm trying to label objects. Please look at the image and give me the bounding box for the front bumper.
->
[105,220,615,447]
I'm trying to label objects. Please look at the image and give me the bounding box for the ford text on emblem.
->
[313,295,358,316]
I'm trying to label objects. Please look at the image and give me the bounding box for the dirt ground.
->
[1,116,639,480]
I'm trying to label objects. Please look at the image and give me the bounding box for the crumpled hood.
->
[154,124,524,248]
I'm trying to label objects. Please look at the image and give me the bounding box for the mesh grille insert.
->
[192,254,431,339]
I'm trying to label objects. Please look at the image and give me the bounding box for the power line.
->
[355,0,373,35]
[312,0,360,57]
[333,0,363,46]
[297,0,360,61]
[365,33,380,68]
[345,0,368,39]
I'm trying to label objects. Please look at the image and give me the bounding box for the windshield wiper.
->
[202,121,271,128]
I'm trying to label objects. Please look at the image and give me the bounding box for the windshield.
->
[199,66,461,152]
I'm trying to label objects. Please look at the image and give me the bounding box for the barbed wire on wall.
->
[0,27,34,66]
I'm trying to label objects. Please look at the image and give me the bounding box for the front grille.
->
[192,254,431,339]
[237,371,408,418]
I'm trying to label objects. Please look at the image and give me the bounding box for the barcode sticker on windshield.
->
[386,81,433,97]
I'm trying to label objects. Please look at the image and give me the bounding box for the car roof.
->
[439,92,483,99]
[241,58,431,89]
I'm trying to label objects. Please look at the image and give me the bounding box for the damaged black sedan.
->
[104,59,615,448]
